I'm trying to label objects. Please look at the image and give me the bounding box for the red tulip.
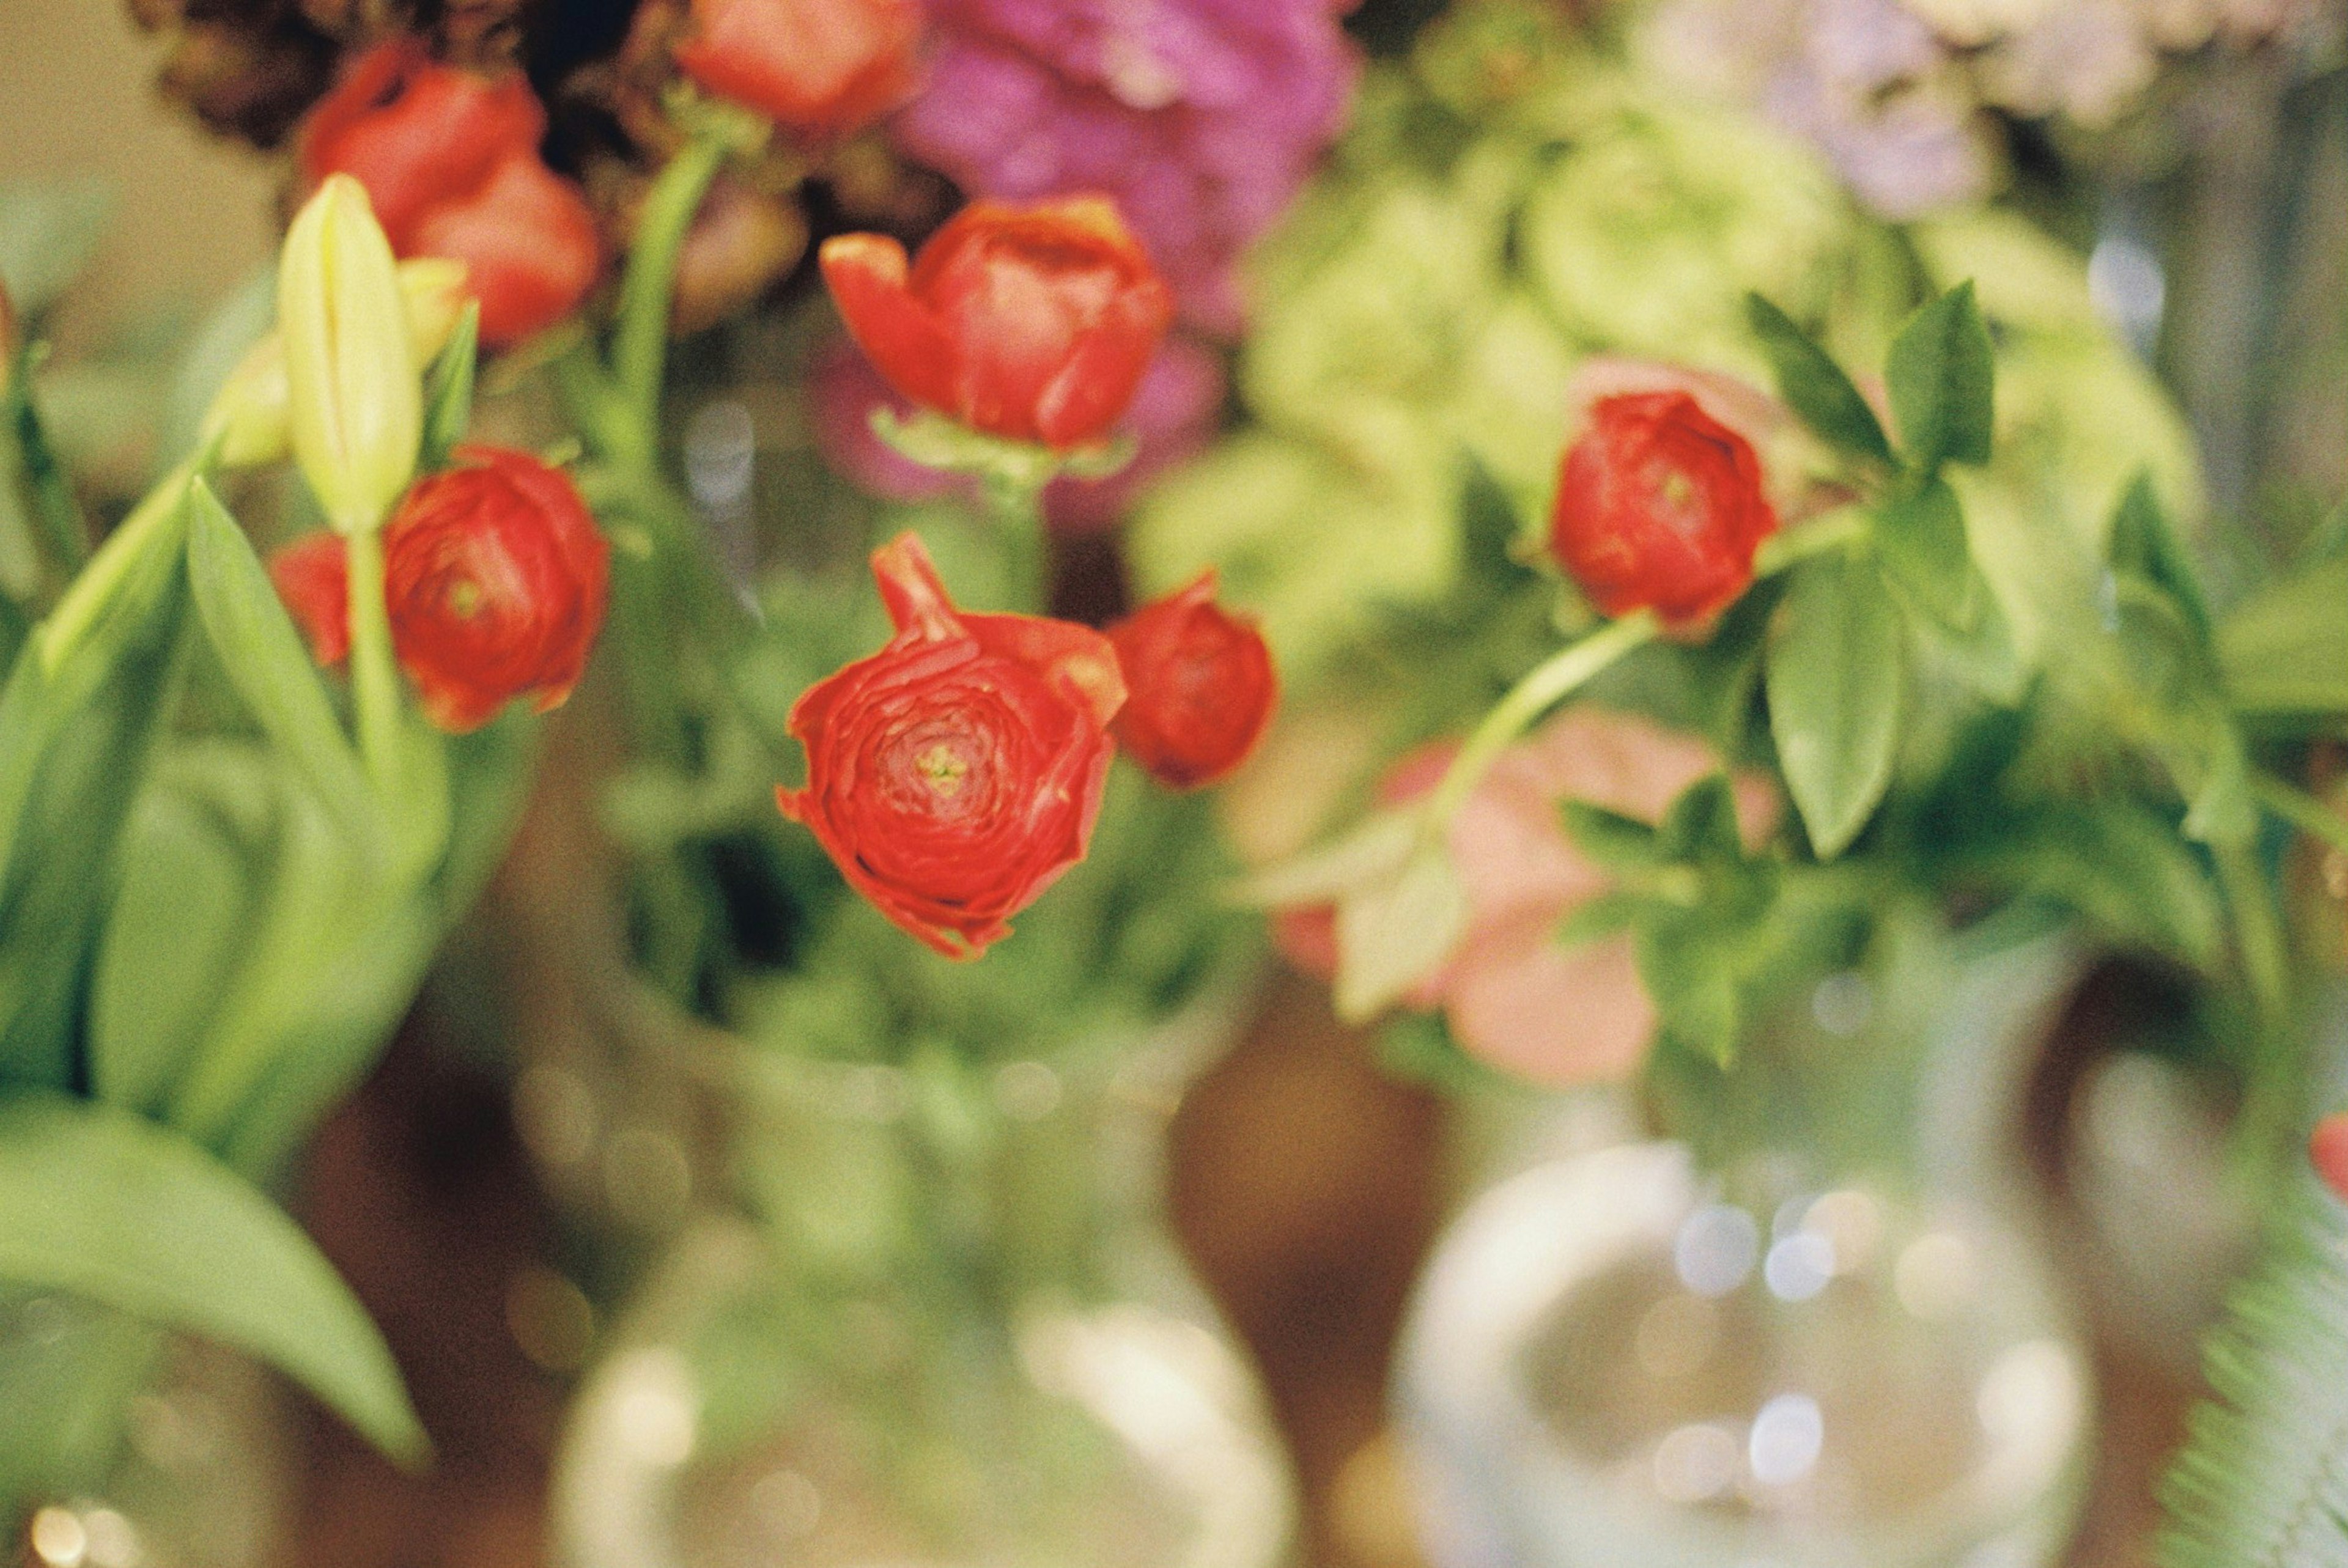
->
[300,40,602,347]
[1108,572,1277,790]
[675,0,922,136]
[775,531,1126,957]
[1548,390,1779,630]
[819,197,1173,451]
[272,446,610,732]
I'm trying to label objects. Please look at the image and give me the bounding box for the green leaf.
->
[1334,837,1469,1022]
[1744,294,1891,463]
[2158,1188,2348,1568]
[1659,773,1743,866]
[0,487,191,1088]
[418,303,479,473]
[8,344,91,579]
[1561,800,1666,872]
[2110,470,2210,636]
[1636,918,1741,1067]
[1765,550,1907,858]
[2216,556,2348,717]
[1886,281,1995,472]
[1875,476,1976,630]
[0,179,113,319]
[0,1094,426,1467]
[186,479,372,829]
[1556,890,1642,948]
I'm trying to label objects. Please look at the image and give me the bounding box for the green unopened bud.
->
[280,174,422,533]
[204,257,471,471]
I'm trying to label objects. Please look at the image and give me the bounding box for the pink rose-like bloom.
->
[814,333,1227,535]
[1279,707,1775,1088]
[890,0,1360,338]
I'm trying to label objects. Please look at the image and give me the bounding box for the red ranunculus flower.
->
[1108,571,1277,790]
[819,197,1173,451]
[676,0,922,136]
[300,40,602,348]
[271,446,610,733]
[775,531,1126,957]
[1548,390,1780,631]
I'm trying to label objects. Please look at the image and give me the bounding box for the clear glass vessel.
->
[1396,927,2095,1568]
[549,999,1298,1568]
[2,1294,296,1568]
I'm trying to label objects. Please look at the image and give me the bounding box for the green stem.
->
[1753,504,1868,576]
[2252,770,2348,861]
[613,133,729,448]
[344,526,404,796]
[983,474,1051,614]
[13,363,89,580]
[2217,836,2300,1178]
[1427,610,1661,822]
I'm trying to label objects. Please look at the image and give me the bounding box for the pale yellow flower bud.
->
[279,174,421,534]
[202,257,472,471]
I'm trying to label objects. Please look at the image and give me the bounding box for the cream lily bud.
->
[203,258,471,471]
[280,174,422,534]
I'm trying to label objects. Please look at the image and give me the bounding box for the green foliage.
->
[0,179,113,322]
[2159,1187,2348,1568]
[0,1095,424,1469]
[1875,477,1977,631]
[418,303,479,473]
[1744,293,1891,464]
[1886,281,1996,473]
[1765,548,1907,859]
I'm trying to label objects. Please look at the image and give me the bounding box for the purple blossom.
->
[891,0,1360,337]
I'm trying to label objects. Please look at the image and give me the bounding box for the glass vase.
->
[1395,925,2095,1568]
[2,1292,296,1568]
[548,993,1299,1568]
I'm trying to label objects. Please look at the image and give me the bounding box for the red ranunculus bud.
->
[1108,571,1278,790]
[1548,390,1780,630]
[675,0,921,136]
[2314,1113,2348,1202]
[819,197,1173,451]
[271,445,610,733]
[776,531,1126,957]
[300,40,602,347]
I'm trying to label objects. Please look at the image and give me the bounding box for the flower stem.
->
[2251,770,2348,860]
[1753,504,1867,576]
[613,133,729,449]
[344,525,404,796]
[983,473,1052,614]
[1427,609,1661,823]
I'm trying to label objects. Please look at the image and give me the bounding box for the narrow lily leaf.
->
[1334,837,1468,1022]
[1765,550,1907,858]
[0,482,191,1088]
[1746,293,1891,464]
[1887,282,1995,473]
[0,1094,426,1467]
[418,302,479,473]
[186,480,371,828]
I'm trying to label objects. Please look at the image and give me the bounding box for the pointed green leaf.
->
[1765,550,1907,858]
[186,480,372,828]
[1659,774,1743,866]
[1887,281,1995,472]
[2109,471,2209,636]
[2217,556,2348,716]
[418,303,478,473]
[1875,476,1977,629]
[0,1094,426,1467]
[1556,890,1643,948]
[1745,293,1892,463]
[1562,800,1666,872]
[1636,919,1741,1067]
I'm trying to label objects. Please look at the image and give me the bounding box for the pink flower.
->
[1279,707,1775,1086]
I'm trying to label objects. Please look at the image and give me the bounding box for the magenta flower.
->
[890,0,1360,338]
